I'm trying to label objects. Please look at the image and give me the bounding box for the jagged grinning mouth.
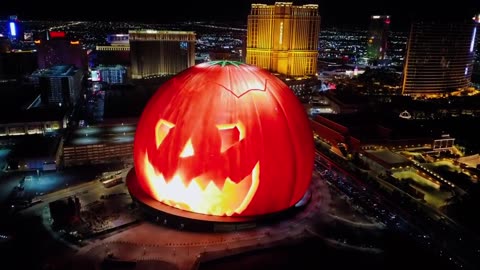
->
[143,153,260,216]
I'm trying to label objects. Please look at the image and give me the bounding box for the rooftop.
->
[318,112,436,142]
[365,149,411,167]
[1,106,67,124]
[0,82,67,124]
[0,81,38,111]
[65,123,136,147]
[7,134,61,159]
[104,78,167,119]
[31,65,78,77]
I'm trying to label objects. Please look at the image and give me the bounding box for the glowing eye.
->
[155,119,175,148]
[216,122,245,152]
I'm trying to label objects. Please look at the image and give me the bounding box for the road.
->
[18,169,130,217]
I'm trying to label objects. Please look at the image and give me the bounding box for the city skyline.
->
[1,0,479,30]
[1,2,480,270]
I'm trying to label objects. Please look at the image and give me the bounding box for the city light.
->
[470,27,477,52]
[9,22,16,37]
[1,4,480,270]
[49,31,66,39]
[473,14,480,23]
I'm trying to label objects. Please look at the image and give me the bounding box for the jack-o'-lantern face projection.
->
[134,61,314,217]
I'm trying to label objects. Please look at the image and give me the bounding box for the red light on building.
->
[132,61,315,217]
[49,31,66,39]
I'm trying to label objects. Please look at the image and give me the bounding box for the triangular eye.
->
[180,139,195,158]
[217,122,245,152]
[155,119,175,148]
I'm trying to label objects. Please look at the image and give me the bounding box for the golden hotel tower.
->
[246,2,320,77]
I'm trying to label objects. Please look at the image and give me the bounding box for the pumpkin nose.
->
[176,124,235,182]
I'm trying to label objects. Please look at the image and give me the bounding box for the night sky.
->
[1,0,480,30]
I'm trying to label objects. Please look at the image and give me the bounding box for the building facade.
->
[129,30,195,79]
[402,19,479,96]
[62,123,135,166]
[94,45,130,66]
[63,142,133,167]
[367,15,390,62]
[246,2,320,77]
[30,65,84,107]
[0,118,65,137]
[92,65,127,84]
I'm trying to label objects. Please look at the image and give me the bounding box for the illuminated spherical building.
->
[127,60,315,230]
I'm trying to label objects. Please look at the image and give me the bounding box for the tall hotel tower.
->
[246,2,320,77]
[129,30,196,79]
[367,15,390,61]
[402,18,479,96]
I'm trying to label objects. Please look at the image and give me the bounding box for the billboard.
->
[107,34,129,46]
[49,31,66,39]
[91,70,101,82]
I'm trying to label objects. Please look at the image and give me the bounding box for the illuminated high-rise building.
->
[30,65,83,107]
[246,2,320,77]
[91,65,127,84]
[129,30,195,79]
[7,15,23,41]
[367,15,390,61]
[402,18,479,96]
[35,31,88,70]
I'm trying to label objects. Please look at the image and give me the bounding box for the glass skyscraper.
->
[402,19,479,96]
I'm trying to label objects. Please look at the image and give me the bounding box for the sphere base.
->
[126,168,311,232]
